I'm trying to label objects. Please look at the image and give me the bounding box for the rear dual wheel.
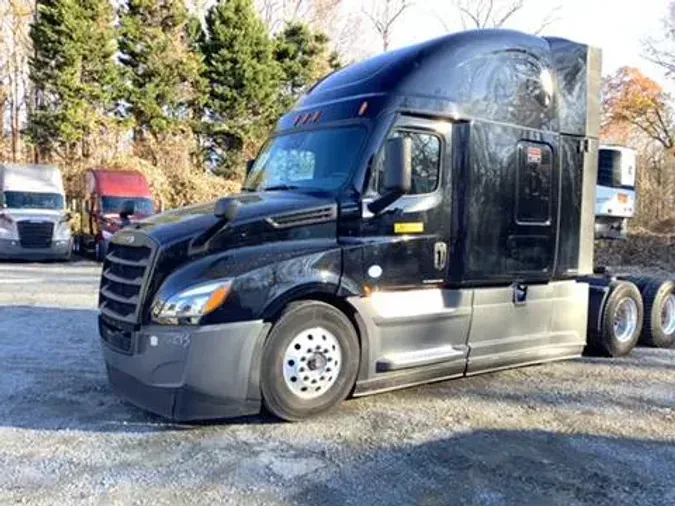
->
[589,281,643,357]
[629,278,675,349]
[260,301,359,422]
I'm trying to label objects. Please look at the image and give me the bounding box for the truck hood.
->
[1,208,68,223]
[133,191,338,247]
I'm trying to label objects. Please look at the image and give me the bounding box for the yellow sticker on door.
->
[394,222,424,234]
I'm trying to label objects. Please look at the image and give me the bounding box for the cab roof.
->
[87,169,152,198]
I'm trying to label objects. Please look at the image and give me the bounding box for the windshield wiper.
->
[261,184,301,191]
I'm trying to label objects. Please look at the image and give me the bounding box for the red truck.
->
[74,169,157,260]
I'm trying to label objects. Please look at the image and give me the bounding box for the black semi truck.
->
[98,29,675,422]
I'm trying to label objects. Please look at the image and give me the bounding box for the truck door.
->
[360,116,452,289]
[350,116,470,387]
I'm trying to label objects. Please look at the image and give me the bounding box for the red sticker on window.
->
[527,147,542,164]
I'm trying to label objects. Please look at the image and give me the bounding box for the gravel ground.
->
[1,261,674,506]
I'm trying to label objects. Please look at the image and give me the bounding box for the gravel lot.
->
[1,261,674,505]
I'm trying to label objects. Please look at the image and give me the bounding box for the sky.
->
[379,0,671,85]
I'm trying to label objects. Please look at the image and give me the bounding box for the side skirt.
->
[352,350,583,398]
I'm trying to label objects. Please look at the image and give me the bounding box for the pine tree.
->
[29,0,119,161]
[118,0,206,147]
[274,22,341,111]
[202,0,280,177]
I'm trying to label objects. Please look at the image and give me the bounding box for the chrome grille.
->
[17,221,54,249]
[99,233,156,327]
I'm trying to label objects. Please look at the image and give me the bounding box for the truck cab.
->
[98,30,669,422]
[0,164,72,261]
[75,169,155,261]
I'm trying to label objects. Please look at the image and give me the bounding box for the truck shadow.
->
[288,429,675,506]
[1,305,673,435]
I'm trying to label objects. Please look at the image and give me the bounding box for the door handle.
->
[513,283,528,305]
[434,242,447,271]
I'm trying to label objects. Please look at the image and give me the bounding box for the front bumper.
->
[0,238,72,260]
[100,318,271,421]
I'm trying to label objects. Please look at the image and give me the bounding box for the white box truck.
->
[0,164,72,261]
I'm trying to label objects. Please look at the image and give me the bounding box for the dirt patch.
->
[595,232,675,272]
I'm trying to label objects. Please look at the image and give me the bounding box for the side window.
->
[377,131,441,195]
[516,142,553,224]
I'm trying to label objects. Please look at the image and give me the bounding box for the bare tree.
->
[0,0,34,162]
[363,0,412,51]
[256,0,344,33]
[644,2,675,80]
[433,0,561,34]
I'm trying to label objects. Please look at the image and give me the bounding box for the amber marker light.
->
[358,101,369,116]
[203,283,232,315]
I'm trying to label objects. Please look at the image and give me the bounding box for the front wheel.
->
[95,239,107,262]
[260,301,360,421]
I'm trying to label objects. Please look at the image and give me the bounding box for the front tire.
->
[260,301,360,422]
[95,239,107,262]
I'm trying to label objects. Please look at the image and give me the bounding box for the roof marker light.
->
[358,101,369,116]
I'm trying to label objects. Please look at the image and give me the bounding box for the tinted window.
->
[2,191,65,210]
[598,149,621,187]
[377,131,441,195]
[516,142,553,224]
[244,127,366,192]
[101,197,154,216]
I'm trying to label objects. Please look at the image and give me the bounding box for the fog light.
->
[149,335,159,347]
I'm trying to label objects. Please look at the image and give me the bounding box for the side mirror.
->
[368,136,412,215]
[246,159,255,176]
[214,197,241,221]
[119,200,136,219]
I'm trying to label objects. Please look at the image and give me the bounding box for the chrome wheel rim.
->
[282,327,342,400]
[661,293,675,336]
[613,298,638,343]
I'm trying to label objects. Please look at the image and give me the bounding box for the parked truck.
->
[74,169,155,261]
[595,145,637,240]
[98,30,675,422]
[0,163,72,261]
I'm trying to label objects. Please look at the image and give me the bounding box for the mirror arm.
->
[367,189,404,215]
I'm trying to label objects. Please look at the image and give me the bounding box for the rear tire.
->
[260,301,360,422]
[589,281,643,357]
[632,278,675,348]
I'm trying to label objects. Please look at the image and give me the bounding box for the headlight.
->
[0,215,16,238]
[55,221,72,240]
[151,280,232,325]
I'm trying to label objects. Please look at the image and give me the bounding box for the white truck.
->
[0,164,72,261]
[595,146,637,240]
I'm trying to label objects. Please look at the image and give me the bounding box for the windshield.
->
[2,191,65,210]
[243,126,366,192]
[101,197,154,216]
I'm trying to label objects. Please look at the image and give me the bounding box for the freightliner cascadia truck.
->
[0,164,72,261]
[98,30,675,422]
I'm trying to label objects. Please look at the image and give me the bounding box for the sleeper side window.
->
[376,131,441,195]
[516,142,553,225]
